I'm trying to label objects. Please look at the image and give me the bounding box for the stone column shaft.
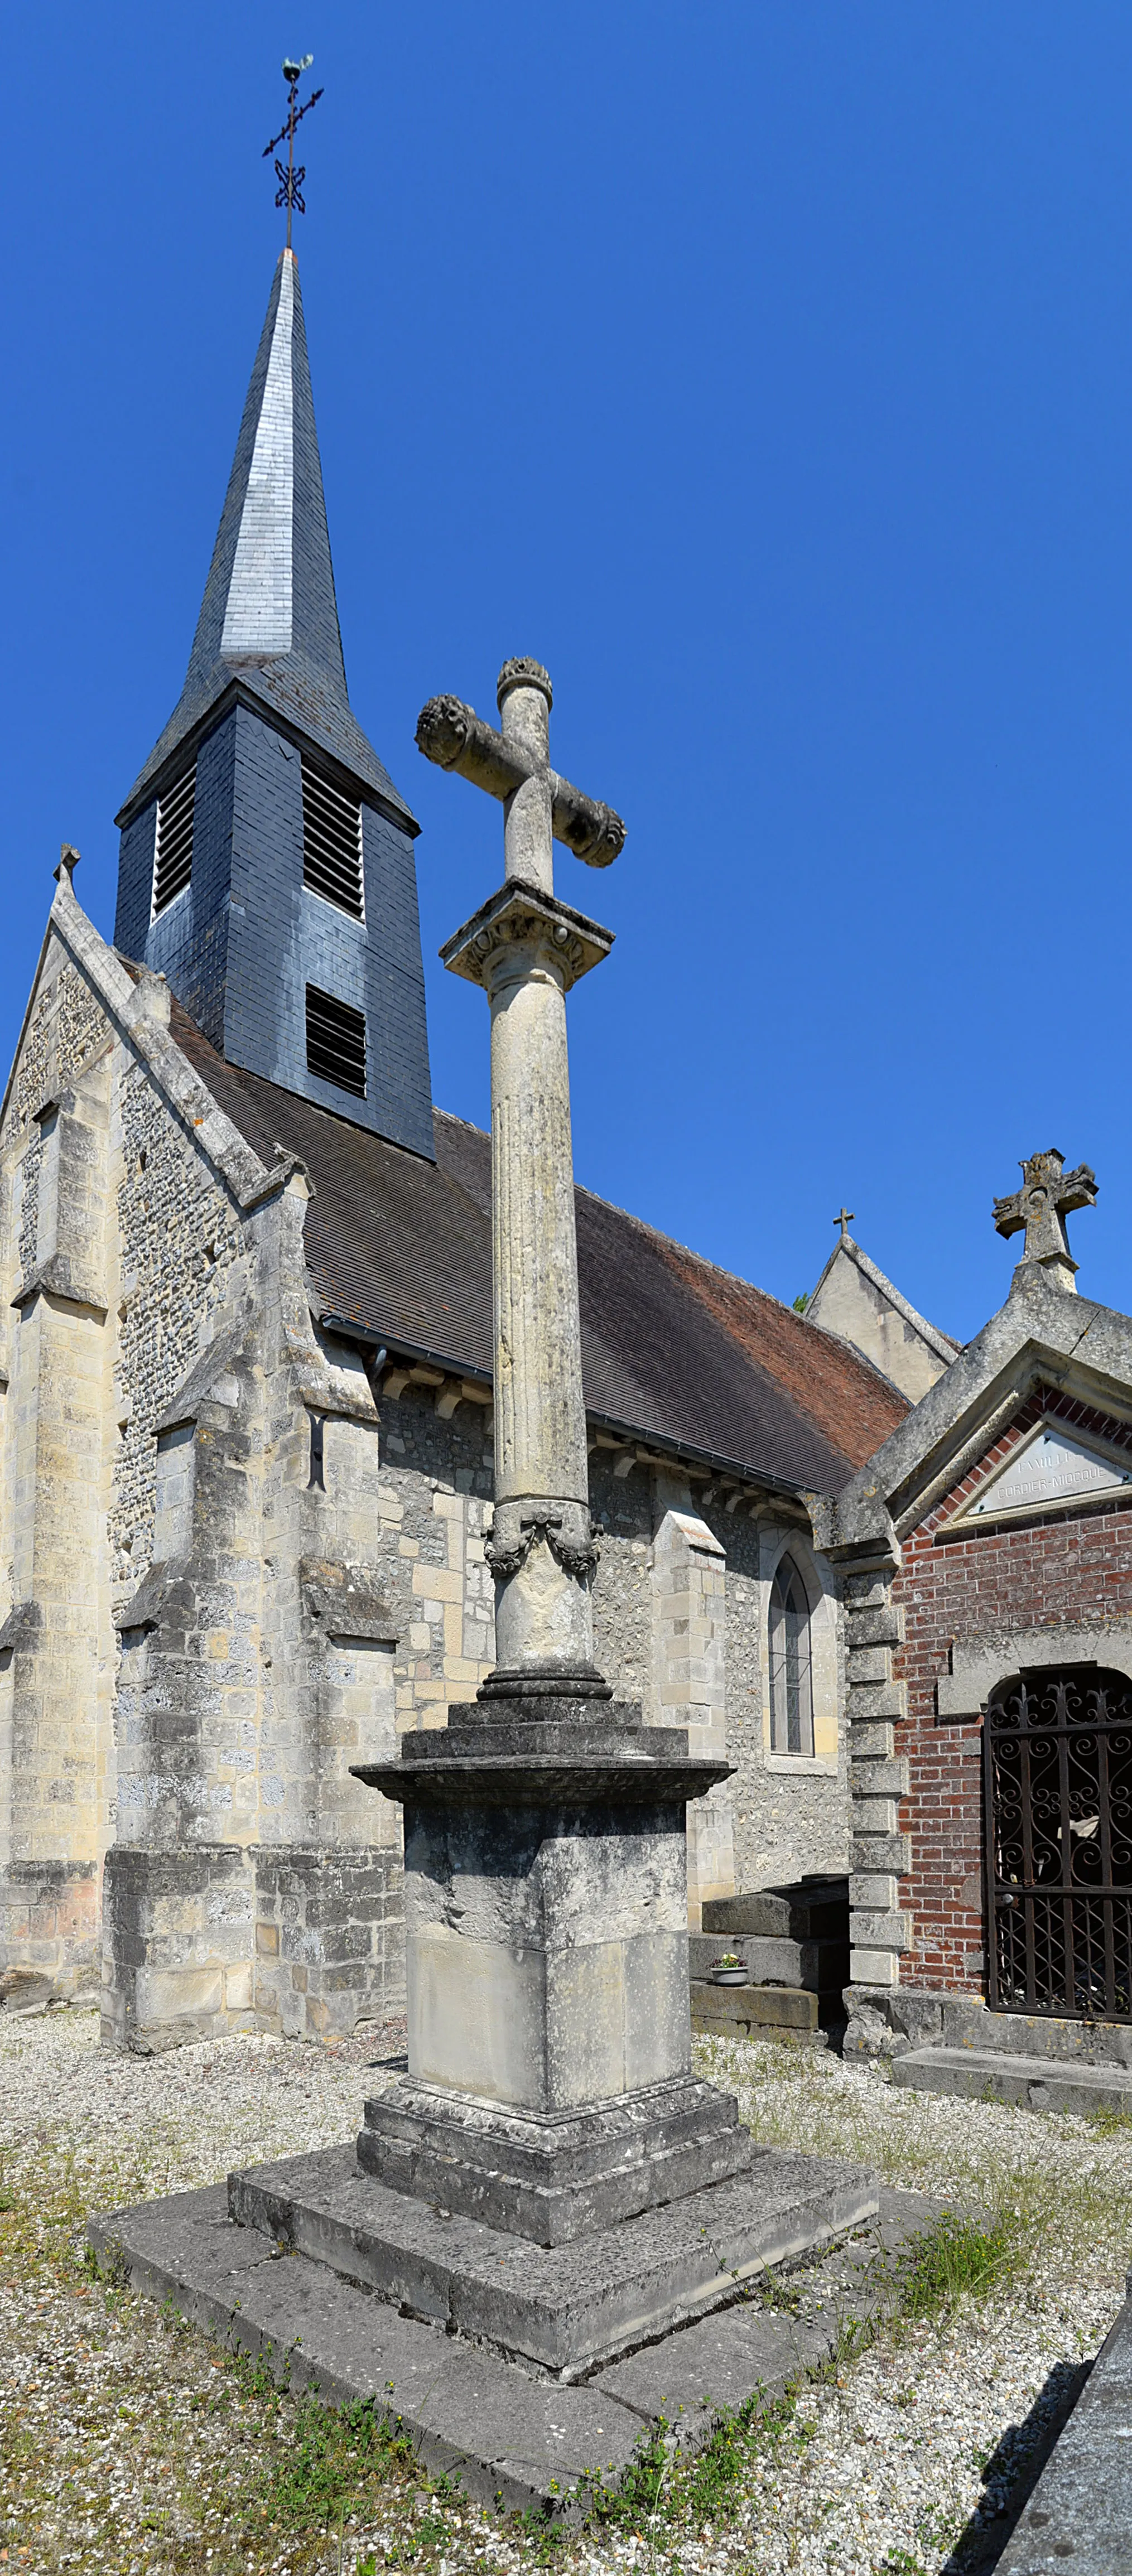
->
[437,662,614,1690]
[500,676,553,893]
[488,930,593,1673]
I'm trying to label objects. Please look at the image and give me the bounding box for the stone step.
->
[89,2177,937,2511]
[690,1979,823,2040]
[689,1931,849,1991]
[223,2139,873,2375]
[890,2044,1132,2117]
[702,1876,849,1946]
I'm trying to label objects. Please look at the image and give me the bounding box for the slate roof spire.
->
[117,249,411,826]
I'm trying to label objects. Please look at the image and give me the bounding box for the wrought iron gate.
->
[985,1666,1132,2021]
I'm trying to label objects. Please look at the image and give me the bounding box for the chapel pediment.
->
[943,1416,1132,1531]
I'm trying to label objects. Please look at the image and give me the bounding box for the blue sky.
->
[4,4,1132,1343]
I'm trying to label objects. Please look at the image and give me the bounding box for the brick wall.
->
[893,1382,1132,1995]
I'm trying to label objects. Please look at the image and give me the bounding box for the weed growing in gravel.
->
[695,2032,1132,2286]
[898,2212,1019,2319]
[579,2384,811,2541]
[1087,2102,1132,2138]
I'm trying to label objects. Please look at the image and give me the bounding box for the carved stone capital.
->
[497,657,552,712]
[440,880,613,996]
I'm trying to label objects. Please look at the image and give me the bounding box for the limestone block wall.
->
[0,945,124,1996]
[736,1514,847,1895]
[0,903,855,2043]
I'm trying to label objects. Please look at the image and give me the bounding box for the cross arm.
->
[1057,1162,1099,1215]
[993,1190,1025,1239]
[416,694,625,868]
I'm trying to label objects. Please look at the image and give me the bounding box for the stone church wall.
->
[0,918,855,2044]
[112,1045,247,1595]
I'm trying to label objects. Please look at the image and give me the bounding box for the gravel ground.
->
[3,2009,1130,2575]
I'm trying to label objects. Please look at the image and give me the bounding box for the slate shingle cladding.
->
[165,993,908,1496]
[116,253,410,824]
[112,250,433,1161]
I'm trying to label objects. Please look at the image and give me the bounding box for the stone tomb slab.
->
[1000,2283,1132,2575]
[228,2140,875,2374]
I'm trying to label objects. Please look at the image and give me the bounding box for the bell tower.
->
[113,249,434,1159]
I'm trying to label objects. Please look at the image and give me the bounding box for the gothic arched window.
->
[768,1556,815,1756]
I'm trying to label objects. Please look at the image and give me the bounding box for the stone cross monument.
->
[105,657,875,2404]
[418,656,622,1695]
[994,1148,1097,1292]
[348,658,755,2256]
[329,658,871,2362]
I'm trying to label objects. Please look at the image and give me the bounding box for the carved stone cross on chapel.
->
[416,658,625,1696]
[993,1147,1097,1292]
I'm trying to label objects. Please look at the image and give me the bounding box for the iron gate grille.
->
[985,1666,1132,2022]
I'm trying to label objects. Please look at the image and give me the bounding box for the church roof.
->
[167,994,908,1493]
[116,251,413,828]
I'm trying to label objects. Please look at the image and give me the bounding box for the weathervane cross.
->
[993,1148,1097,1291]
[263,55,324,251]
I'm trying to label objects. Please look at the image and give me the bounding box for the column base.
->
[477,1661,612,1702]
[358,2071,752,2245]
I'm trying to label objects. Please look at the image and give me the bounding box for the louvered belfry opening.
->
[985,1665,1132,2022]
[306,985,367,1097]
[152,765,197,917]
[302,760,364,919]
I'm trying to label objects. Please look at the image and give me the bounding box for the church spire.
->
[117,250,411,826]
[112,251,433,1160]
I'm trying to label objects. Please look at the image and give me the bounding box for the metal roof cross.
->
[263,55,324,250]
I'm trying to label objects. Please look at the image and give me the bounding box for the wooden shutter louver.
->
[152,765,196,916]
[302,763,364,919]
[306,985,367,1097]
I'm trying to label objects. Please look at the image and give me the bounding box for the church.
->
[3,246,1131,2100]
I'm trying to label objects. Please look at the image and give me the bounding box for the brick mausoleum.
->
[818,1152,1132,2089]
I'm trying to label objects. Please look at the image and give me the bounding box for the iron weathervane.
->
[263,54,324,249]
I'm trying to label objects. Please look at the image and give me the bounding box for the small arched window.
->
[768,1556,815,1756]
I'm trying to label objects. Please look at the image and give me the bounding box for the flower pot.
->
[711,1965,748,1986]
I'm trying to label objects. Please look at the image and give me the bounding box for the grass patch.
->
[580,2383,811,2541]
[238,2368,452,2550]
[898,2211,1019,2318]
[693,2030,1132,2286]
